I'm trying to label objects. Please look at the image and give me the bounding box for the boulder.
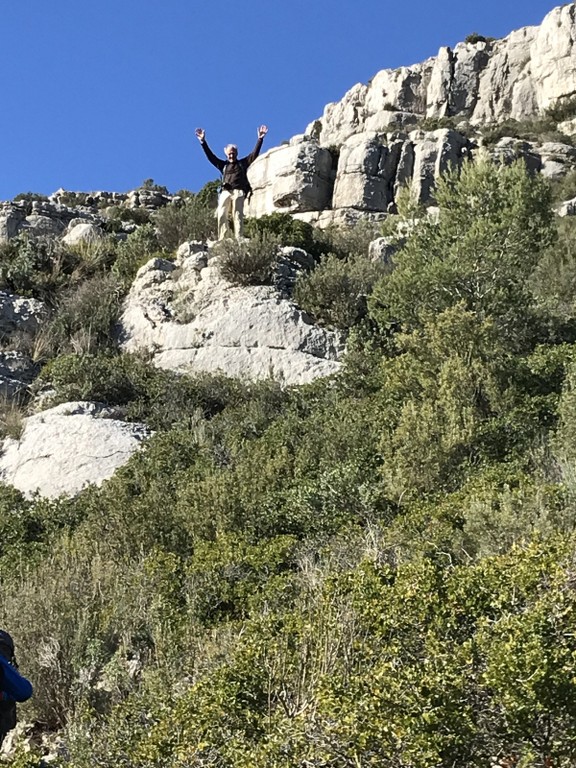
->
[0,401,151,498]
[488,138,542,173]
[175,241,209,271]
[559,117,576,136]
[62,221,105,246]
[368,237,401,265]
[246,135,335,217]
[23,214,65,238]
[293,208,386,229]
[537,141,576,179]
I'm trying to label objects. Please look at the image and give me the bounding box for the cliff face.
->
[308,3,576,146]
[246,3,576,224]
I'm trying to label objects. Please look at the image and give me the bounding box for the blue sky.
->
[0,0,562,201]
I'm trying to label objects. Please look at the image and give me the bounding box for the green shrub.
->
[13,192,49,203]
[36,272,123,359]
[530,216,576,325]
[139,178,169,194]
[104,206,152,227]
[314,218,382,260]
[293,252,388,330]
[550,169,576,203]
[417,116,462,132]
[370,158,555,344]
[0,234,72,301]
[112,223,162,289]
[244,212,320,256]
[464,32,495,44]
[37,352,247,430]
[546,96,576,124]
[65,235,118,278]
[0,232,117,305]
[481,116,573,146]
[153,182,217,249]
[0,392,27,440]
[215,232,280,286]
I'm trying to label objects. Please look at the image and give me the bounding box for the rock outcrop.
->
[0,401,151,498]
[119,245,343,386]
[245,4,576,219]
[246,135,335,217]
[308,4,576,145]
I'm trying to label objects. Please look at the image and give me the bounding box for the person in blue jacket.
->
[0,630,32,746]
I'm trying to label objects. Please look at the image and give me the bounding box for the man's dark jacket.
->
[200,137,263,194]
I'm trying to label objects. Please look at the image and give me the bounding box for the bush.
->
[369,158,555,345]
[464,32,495,44]
[37,272,123,359]
[112,223,162,289]
[314,218,382,260]
[36,352,247,430]
[65,235,118,279]
[13,192,49,203]
[417,116,462,132]
[104,206,151,227]
[0,392,27,440]
[244,213,320,257]
[153,181,218,249]
[293,252,388,330]
[530,216,576,326]
[0,235,73,302]
[550,169,576,204]
[481,116,573,146]
[215,232,280,286]
[546,96,576,124]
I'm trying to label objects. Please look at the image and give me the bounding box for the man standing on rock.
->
[195,125,268,240]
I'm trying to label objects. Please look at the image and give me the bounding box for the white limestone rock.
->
[368,237,401,265]
[175,241,209,271]
[0,401,151,498]
[537,142,576,179]
[0,205,26,243]
[559,117,576,136]
[246,136,335,217]
[307,4,576,145]
[119,251,343,386]
[62,221,105,246]
[332,133,401,211]
[23,214,65,238]
[409,128,471,202]
[293,208,386,229]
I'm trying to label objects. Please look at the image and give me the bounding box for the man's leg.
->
[217,191,233,240]
[231,190,245,240]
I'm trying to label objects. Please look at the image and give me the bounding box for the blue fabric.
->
[0,655,32,702]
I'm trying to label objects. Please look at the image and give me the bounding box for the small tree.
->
[369,158,555,349]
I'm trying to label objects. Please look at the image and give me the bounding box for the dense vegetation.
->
[3,160,576,767]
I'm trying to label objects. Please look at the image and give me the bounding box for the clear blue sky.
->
[0,0,562,201]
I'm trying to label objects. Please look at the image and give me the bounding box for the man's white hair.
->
[224,144,238,153]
